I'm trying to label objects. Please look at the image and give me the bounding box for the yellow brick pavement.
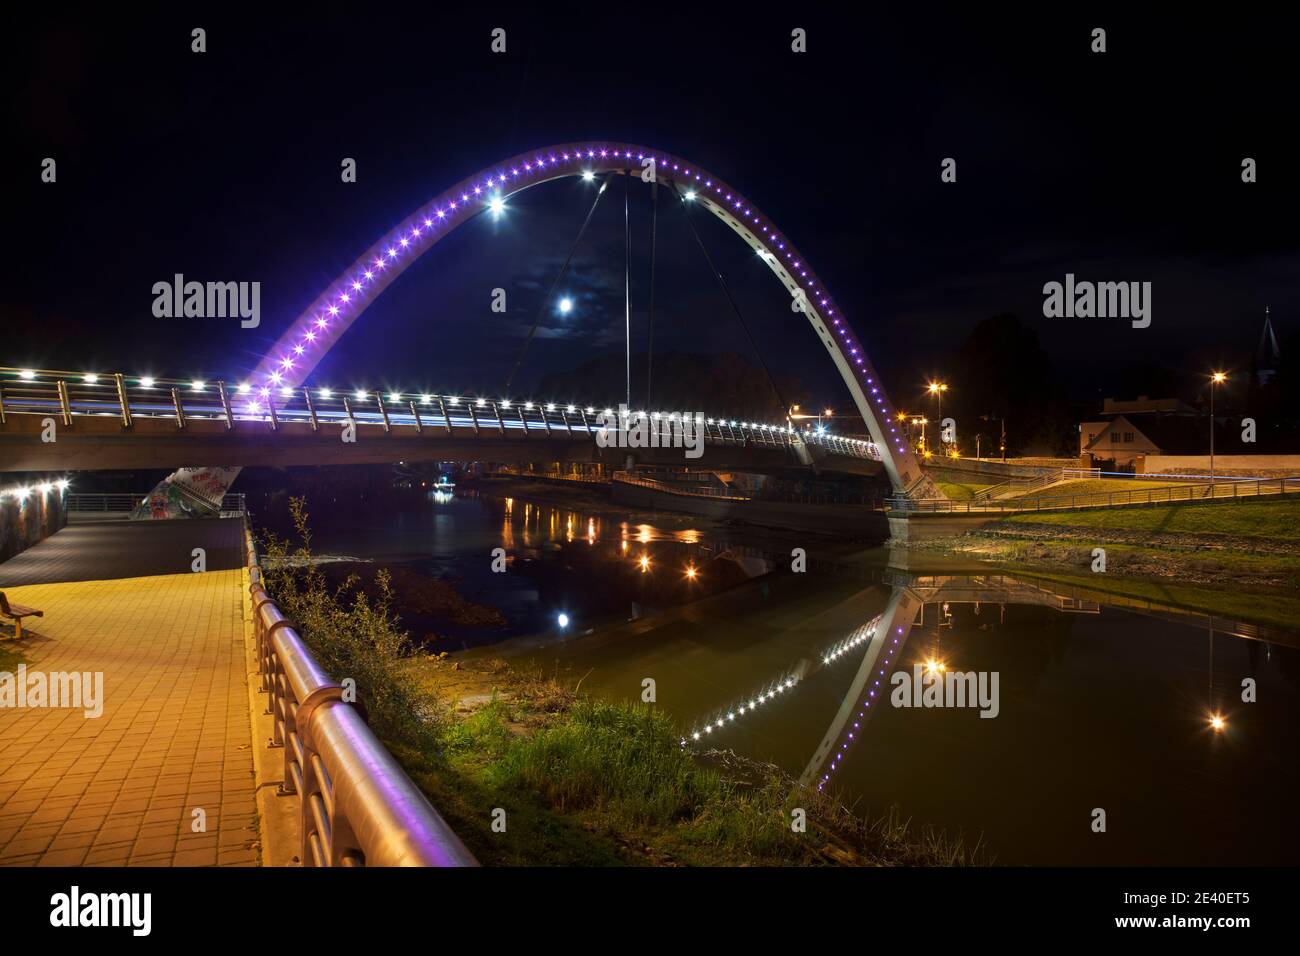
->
[0,570,259,866]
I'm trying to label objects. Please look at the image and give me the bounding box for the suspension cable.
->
[646,180,658,408]
[504,171,615,395]
[623,170,632,411]
[671,182,792,423]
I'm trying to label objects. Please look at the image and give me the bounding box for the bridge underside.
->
[0,414,884,479]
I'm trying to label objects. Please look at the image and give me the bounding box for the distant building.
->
[1079,396,1212,467]
[1257,306,1281,384]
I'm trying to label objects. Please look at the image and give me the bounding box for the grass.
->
[1002,478,1195,500]
[937,480,997,500]
[400,672,988,866]
[257,497,986,867]
[1001,494,1300,541]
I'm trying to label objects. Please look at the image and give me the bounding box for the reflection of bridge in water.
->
[677,572,1294,795]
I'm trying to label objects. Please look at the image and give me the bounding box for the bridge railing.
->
[243,526,477,867]
[0,365,881,462]
[612,470,752,500]
[67,492,247,515]
[889,476,1299,514]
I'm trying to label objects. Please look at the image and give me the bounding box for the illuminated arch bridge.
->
[2,142,943,508]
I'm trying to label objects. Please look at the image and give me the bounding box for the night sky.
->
[5,7,1298,419]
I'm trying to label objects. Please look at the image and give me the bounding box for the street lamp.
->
[927,382,948,450]
[912,416,928,453]
[1209,371,1227,481]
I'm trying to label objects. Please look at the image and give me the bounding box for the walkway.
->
[0,520,258,866]
[0,518,244,587]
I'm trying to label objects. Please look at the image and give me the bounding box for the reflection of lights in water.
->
[621,540,628,552]
[637,524,652,543]
[687,678,799,743]
[504,497,514,514]
[639,555,650,572]
[821,623,876,665]
[681,617,885,747]
[432,490,453,504]
[674,529,701,544]
[820,622,909,792]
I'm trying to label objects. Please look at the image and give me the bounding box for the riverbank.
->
[257,498,988,866]
[901,497,1300,626]
[397,655,988,866]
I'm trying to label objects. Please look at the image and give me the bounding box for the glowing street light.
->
[1209,371,1228,481]
[557,612,570,629]
[927,381,949,451]
[558,297,573,314]
[1209,713,1226,733]
[488,196,506,217]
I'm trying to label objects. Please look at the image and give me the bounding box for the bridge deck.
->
[0,522,258,866]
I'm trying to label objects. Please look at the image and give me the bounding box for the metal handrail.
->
[612,471,752,500]
[243,526,477,867]
[972,466,1101,500]
[67,492,246,515]
[889,476,1298,514]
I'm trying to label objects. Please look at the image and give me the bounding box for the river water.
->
[262,486,1300,866]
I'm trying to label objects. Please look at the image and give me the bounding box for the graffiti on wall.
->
[130,466,241,520]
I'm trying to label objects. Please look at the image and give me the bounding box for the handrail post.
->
[217,380,234,429]
[170,387,186,428]
[409,400,423,434]
[114,373,133,428]
[375,394,391,433]
[304,387,319,431]
[57,379,73,425]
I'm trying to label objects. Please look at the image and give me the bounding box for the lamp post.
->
[927,382,948,451]
[1209,371,1227,482]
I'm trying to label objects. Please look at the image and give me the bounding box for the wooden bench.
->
[0,592,42,640]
